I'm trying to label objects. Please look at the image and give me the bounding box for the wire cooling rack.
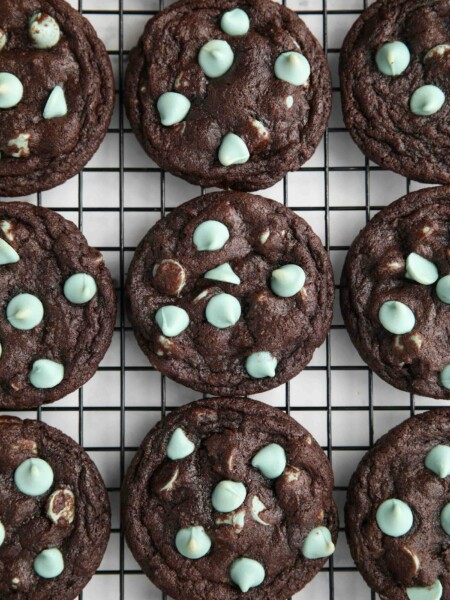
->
[1,0,446,598]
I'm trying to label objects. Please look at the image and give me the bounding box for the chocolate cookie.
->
[0,415,110,599]
[0,202,116,410]
[126,191,334,396]
[340,0,450,184]
[125,0,331,192]
[0,0,115,197]
[122,396,338,600]
[340,186,450,399]
[345,408,450,600]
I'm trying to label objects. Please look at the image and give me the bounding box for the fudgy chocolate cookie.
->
[0,0,115,197]
[340,0,450,184]
[0,202,116,409]
[123,397,338,600]
[126,191,334,396]
[340,186,450,399]
[125,0,331,191]
[346,409,450,600]
[0,416,110,599]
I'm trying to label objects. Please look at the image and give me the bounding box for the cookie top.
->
[126,191,334,396]
[122,396,338,600]
[0,202,116,410]
[125,0,331,192]
[0,416,110,600]
[345,408,450,600]
[0,0,115,197]
[340,0,450,184]
[340,186,450,399]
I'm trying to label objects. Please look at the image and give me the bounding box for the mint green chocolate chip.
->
[7,293,44,330]
[274,51,310,86]
[205,293,241,329]
[218,133,250,166]
[379,300,415,335]
[193,220,230,251]
[175,526,211,559]
[0,72,23,109]
[251,119,269,139]
[437,275,450,304]
[29,359,64,389]
[251,496,269,526]
[212,480,247,513]
[0,238,19,265]
[271,264,306,297]
[157,92,191,127]
[245,351,277,379]
[440,365,450,390]
[406,580,443,600]
[155,306,189,337]
[221,8,250,37]
[167,428,195,460]
[0,30,7,52]
[0,520,5,546]
[204,262,240,285]
[33,548,64,579]
[198,39,234,78]
[410,85,445,116]
[234,510,245,530]
[8,133,30,158]
[64,273,97,304]
[376,41,410,76]
[302,526,335,559]
[29,13,61,49]
[425,45,450,60]
[230,557,265,593]
[425,444,450,477]
[376,499,413,537]
[260,229,270,244]
[251,443,286,479]
[14,458,54,496]
[441,503,450,535]
[405,253,438,284]
[43,85,67,119]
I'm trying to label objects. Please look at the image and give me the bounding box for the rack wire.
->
[1,0,446,598]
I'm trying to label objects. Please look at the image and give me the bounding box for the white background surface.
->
[1,1,445,599]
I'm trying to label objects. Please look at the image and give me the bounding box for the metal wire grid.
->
[1,0,447,598]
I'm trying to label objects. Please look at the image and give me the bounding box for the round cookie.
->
[122,396,338,600]
[125,0,331,192]
[340,0,450,184]
[346,408,450,600]
[0,416,110,599]
[126,191,334,396]
[0,202,116,409]
[0,0,115,197]
[340,186,450,399]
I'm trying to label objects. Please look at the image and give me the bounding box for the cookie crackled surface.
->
[0,416,110,599]
[340,0,450,184]
[126,191,334,396]
[346,409,450,600]
[122,397,338,600]
[340,186,450,399]
[125,0,331,191]
[0,0,114,197]
[0,202,116,410]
